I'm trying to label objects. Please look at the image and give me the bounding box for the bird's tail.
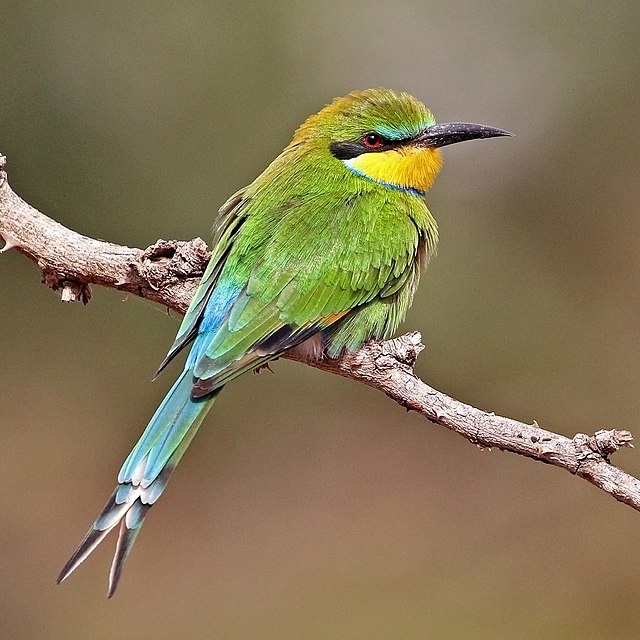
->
[57,369,219,597]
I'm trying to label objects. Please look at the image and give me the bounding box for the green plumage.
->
[57,88,509,596]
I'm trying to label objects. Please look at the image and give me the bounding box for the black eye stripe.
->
[329,136,405,160]
[330,141,370,160]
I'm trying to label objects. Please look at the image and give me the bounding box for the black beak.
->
[418,122,513,148]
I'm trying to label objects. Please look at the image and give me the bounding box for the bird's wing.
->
[185,189,424,396]
[155,189,249,375]
[120,188,422,491]
[57,189,424,595]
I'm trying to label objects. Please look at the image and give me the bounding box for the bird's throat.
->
[344,147,443,194]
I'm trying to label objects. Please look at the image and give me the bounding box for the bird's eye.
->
[363,133,382,148]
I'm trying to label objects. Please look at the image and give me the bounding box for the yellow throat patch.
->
[345,146,443,194]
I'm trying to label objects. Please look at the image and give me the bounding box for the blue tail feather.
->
[57,368,219,596]
[118,369,207,485]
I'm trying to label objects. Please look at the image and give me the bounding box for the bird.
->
[56,88,511,596]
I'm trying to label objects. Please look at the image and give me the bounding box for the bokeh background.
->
[2,2,640,638]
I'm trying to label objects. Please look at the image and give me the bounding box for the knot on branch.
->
[141,238,210,276]
[60,280,92,304]
[341,332,424,377]
[365,331,424,370]
[135,238,210,295]
[40,267,92,304]
[573,429,634,463]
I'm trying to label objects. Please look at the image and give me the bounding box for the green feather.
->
[57,88,510,597]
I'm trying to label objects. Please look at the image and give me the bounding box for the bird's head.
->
[290,88,511,195]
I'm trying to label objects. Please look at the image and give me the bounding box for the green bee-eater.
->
[57,88,511,596]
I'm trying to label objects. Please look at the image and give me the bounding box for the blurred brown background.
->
[2,2,640,638]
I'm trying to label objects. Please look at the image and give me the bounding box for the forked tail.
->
[57,369,220,597]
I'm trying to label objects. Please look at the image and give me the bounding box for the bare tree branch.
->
[1,154,638,513]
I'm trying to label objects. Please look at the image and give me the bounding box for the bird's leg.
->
[252,361,277,374]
